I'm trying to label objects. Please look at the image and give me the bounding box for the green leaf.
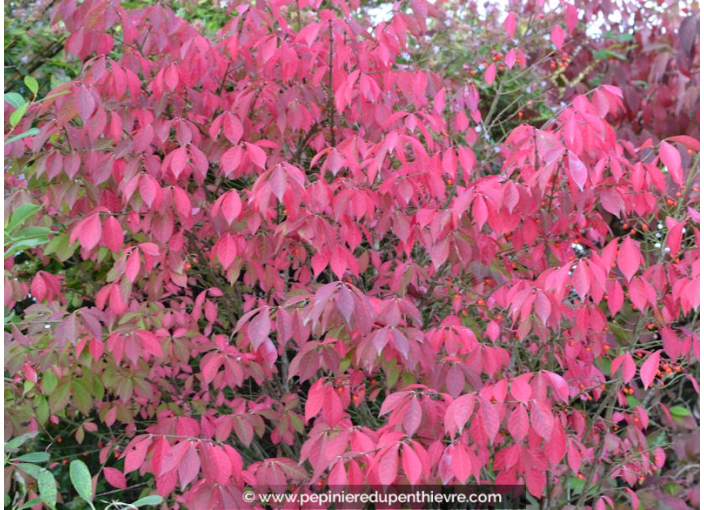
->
[38,469,57,510]
[18,497,42,509]
[10,102,29,127]
[6,203,41,232]
[69,460,93,505]
[4,432,39,452]
[132,495,164,507]
[4,92,25,109]
[5,128,39,145]
[24,76,39,95]
[669,405,691,417]
[16,463,42,478]
[15,452,50,463]
[41,371,58,395]
[72,380,93,416]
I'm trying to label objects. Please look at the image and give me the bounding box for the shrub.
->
[4,0,699,508]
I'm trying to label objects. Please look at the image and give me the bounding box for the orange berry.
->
[630,229,637,235]
[359,387,365,394]
[581,412,586,418]
[579,384,585,389]
[604,345,610,351]
[470,70,476,76]
[337,386,344,393]
[600,384,606,390]
[654,455,660,462]
[687,149,693,155]
[352,395,359,402]
[585,346,591,352]
[446,178,453,185]
[184,263,192,270]
[283,209,288,215]
[370,379,377,386]
[613,426,619,431]
[628,388,634,395]
[336,378,342,385]
[518,111,524,118]
[642,223,648,230]
[499,65,505,72]
[550,62,556,69]
[114,452,120,458]
[674,365,681,372]
[63,459,68,464]
[676,192,682,198]
[577,473,584,480]
[454,294,461,300]
[634,416,640,423]
[57,437,63,443]
[477,299,485,306]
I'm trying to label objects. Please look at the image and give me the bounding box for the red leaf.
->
[450,444,472,483]
[622,353,636,383]
[305,380,325,423]
[566,4,578,33]
[660,141,683,185]
[568,150,587,191]
[216,234,237,269]
[666,135,700,152]
[248,311,271,350]
[479,394,500,443]
[485,63,496,85]
[77,214,102,251]
[526,468,546,498]
[220,146,242,175]
[551,25,565,50]
[508,404,529,442]
[220,190,242,225]
[640,350,661,389]
[178,444,200,490]
[125,250,141,283]
[124,438,151,474]
[618,236,641,282]
[378,444,400,486]
[245,142,267,169]
[445,393,475,435]
[504,12,516,38]
[567,441,581,475]
[401,443,422,486]
[530,400,554,440]
[510,377,532,404]
[104,467,127,489]
[572,260,590,300]
[102,216,124,253]
[534,291,552,325]
[402,396,422,437]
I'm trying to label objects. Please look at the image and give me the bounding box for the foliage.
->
[4,0,700,509]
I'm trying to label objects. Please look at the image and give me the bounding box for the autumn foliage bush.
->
[4,0,700,508]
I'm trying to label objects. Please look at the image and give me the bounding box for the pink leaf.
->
[551,25,565,50]
[402,443,422,486]
[378,444,399,486]
[618,236,641,282]
[640,350,661,389]
[568,150,587,191]
[77,214,102,251]
[104,467,127,489]
[566,4,578,33]
[660,141,683,185]
[504,12,516,38]
[248,311,271,350]
[220,190,242,225]
[508,404,529,442]
[485,63,497,85]
[102,216,124,253]
[530,401,554,440]
[245,142,267,169]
